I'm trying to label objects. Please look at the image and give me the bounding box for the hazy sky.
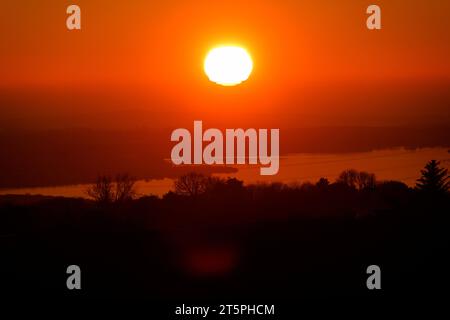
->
[0,0,449,129]
[0,1,449,188]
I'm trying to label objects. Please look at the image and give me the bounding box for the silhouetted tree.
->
[174,172,208,196]
[316,178,330,189]
[337,170,376,191]
[376,181,410,206]
[114,173,137,202]
[204,177,244,194]
[377,180,409,193]
[416,160,449,194]
[87,173,137,203]
[337,169,359,189]
[86,175,114,204]
[356,171,376,191]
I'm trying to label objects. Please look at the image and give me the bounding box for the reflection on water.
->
[0,178,174,198]
[220,147,450,186]
[1,148,448,198]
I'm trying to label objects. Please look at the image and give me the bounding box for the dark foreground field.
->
[1,177,449,308]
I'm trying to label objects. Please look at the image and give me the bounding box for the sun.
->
[204,46,253,86]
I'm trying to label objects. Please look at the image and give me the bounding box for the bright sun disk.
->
[204,46,253,86]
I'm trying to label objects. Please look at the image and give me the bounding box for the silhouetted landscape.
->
[1,161,448,303]
[1,126,449,188]
[2,0,450,314]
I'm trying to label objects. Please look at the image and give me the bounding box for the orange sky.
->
[0,0,449,128]
[0,1,449,189]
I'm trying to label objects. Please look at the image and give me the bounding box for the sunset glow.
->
[204,46,253,86]
[1,0,449,305]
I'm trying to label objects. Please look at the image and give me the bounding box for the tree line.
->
[86,160,449,203]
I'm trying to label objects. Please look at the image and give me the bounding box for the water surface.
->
[1,148,448,198]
